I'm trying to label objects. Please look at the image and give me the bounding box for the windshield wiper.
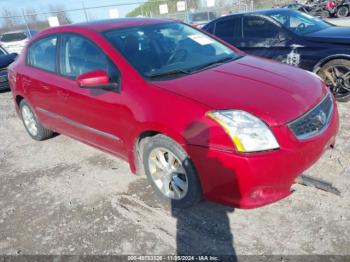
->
[147,55,241,79]
[147,68,191,79]
[190,55,240,72]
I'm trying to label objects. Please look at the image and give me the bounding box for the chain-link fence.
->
[0,0,289,52]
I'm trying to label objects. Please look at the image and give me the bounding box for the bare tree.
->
[23,8,39,24]
[0,9,21,30]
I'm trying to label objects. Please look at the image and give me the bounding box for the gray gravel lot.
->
[326,17,350,26]
[0,89,349,256]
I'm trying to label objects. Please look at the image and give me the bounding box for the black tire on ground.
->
[337,6,349,17]
[142,134,202,208]
[19,99,54,141]
[318,59,350,102]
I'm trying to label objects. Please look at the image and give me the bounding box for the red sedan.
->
[8,19,339,208]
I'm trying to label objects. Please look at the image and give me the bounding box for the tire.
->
[20,100,54,141]
[142,134,202,208]
[318,59,350,102]
[337,6,349,17]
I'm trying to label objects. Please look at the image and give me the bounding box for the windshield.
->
[0,32,27,42]
[103,22,239,80]
[268,10,331,35]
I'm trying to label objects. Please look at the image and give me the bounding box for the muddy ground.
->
[0,89,349,256]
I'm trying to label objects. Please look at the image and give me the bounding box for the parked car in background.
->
[0,46,17,91]
[0,30,37,54]
[281,1,331,17]
[203,9,350,101]
[329,0,350,17]
[280,3,312,13]
[9,19,338,209]
[185,11,216,28]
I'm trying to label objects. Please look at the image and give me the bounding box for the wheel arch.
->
[129,127,188,175]
[313,54,350,73]
[14,94,25,116]
[15,95,24,107]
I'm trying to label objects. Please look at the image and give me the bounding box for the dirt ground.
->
[327,16,350,26]
[0,89,349,257]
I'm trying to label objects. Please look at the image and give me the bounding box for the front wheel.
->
[318,59,350,102]
[142,135,202,208]
[337,6,349,17]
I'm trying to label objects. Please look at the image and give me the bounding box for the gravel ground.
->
[326,17,350,26]
[0,89,349,257]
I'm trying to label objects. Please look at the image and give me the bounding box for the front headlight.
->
[207,110,279,153]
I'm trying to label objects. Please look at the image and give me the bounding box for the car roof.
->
[207,8,296,22]
[53,18,173,33]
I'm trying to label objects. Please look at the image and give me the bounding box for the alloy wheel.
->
[21,105,38,136]
[323,64,350,99]
[148,147,188,200]
[337,6,348,17]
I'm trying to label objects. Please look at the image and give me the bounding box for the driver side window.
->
[59,34,120,84]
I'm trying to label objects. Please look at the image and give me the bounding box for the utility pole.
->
[22,9,32,37]
[82,1,89,21]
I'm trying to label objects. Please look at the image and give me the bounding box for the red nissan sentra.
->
[8,19,339,208]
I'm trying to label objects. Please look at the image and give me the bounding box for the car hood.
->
[152,56,327,126]
[0,53,17,68]
[304,27,350,44]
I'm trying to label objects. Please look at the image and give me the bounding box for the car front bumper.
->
[187,101,339,209]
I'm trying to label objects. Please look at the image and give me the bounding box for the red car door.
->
[54,33,126,158]
[24,35,63,129]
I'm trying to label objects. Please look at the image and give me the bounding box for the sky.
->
[0,0,144,22]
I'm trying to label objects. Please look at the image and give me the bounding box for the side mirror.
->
[77,70,118,91]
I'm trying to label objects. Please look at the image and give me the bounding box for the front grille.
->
[288,93,333,140]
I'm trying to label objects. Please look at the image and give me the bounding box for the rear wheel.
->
[20,100,54,141]
[142,134,202,208]
[337,6,349,17]
[318,59,350,102]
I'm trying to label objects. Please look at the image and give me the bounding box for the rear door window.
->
[28,36,57,72]
[214,17,242,42]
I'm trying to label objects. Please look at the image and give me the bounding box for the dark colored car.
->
[203,9,350,101]
[0,46,17,91]
[324,0,350,17]
[9,19,338,209]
